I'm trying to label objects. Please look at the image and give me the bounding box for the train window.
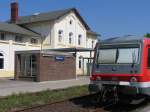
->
[98,48,139,64]
[98,49,117,64]
[117,48,139,64]
[147,48,150,68]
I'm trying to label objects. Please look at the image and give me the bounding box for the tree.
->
[144,33,150,38]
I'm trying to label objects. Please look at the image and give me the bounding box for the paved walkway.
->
[0,77,90,97]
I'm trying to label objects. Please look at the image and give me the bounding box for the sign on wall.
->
[55,56,65,61]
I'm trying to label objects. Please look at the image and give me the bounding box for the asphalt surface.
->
[0,77,90,96]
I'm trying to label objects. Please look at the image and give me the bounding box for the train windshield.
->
[97,47,139,64]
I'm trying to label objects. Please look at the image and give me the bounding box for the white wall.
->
[0,10,98,77]
[25,21,54,49]
[23,11,97,50]
[86,37,97,48]
[53,12,98,75]
[2,11,98,77]
[53,11,87,48]
[0,34,40,77]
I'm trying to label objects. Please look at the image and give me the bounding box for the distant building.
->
[0,2,100,78]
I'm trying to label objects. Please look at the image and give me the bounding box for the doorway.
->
[82,58,93,76]
[20,54,37,77]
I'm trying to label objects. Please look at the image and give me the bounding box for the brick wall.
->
[38,54,76,81]
[15,52,76,82]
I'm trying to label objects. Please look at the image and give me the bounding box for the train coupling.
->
[100,86,119,104]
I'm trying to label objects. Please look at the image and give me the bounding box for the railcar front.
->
[89,39,150,99]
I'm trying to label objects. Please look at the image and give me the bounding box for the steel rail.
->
[13,94,94,112]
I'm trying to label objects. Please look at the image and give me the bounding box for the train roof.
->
[101,35,148,44]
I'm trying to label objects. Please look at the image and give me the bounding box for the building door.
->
[82,58,93,76]
[20,54,37,77]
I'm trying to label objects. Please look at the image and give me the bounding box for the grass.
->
[0,85,89,112]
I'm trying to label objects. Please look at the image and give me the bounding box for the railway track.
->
[12,94,150,112]
[14,100,68,112]
[87,103,115,112]
[14,102,113,112]
[13,94,98,112]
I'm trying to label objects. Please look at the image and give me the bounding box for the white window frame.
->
[31,38,38,44]
[69,19,73,25]
[0,33,6,40]
[15,35,23,43]
[0,53,4,69]
[78,34,82,45]
[69,32,73,44]
[92,40,94,48]
[58,30,63,43]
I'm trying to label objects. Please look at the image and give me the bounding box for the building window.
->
[0,33,6,40]
[92,40,94,48]
[69,32,73,44]
[79,59,82,69]
[69,20,73,25]
[15,36,23,42]
[58,30,63,43]
[0,53,4,69]
[31,38,38,44]
[78,34,82,45]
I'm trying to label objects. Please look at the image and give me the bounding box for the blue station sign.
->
[55,56,65,61]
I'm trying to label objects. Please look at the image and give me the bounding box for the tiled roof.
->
[16,8,90,30]
[0,22,40,37]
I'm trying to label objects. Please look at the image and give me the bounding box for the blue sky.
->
[0,0,150,39]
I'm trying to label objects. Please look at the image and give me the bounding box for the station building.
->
[0,2,99,78]
[15,50,76,82]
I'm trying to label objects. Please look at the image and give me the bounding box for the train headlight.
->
[90,76,96,81]
[97,76,101,81]
[130,77,137,82]
[90,76,101,81]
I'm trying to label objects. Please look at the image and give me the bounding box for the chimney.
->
[11,2,19,23]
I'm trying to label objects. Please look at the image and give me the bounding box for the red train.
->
[89,36,150,103]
